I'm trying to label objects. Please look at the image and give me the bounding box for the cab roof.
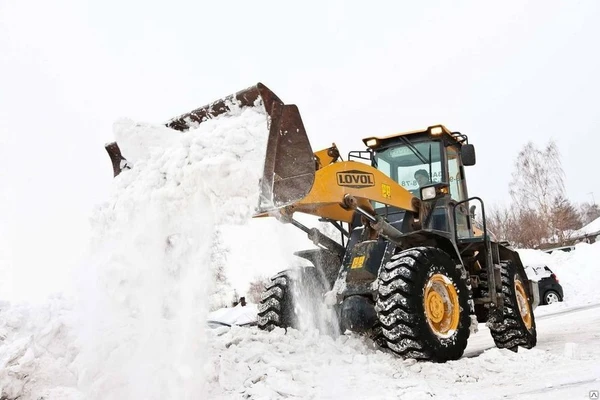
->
[362,125,467,148]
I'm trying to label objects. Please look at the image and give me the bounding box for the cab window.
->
[375,140,442,199]
[446,146,465,202]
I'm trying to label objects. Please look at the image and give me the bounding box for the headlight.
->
[421,186,437,200]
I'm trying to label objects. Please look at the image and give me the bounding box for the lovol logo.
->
[337,170,375,188]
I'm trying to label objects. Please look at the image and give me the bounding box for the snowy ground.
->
[203,304,600,400]
[1,295,599,399]
[1,105,600,399]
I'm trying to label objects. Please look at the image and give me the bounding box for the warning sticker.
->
[381,183,391,199]
[350,256,366,269]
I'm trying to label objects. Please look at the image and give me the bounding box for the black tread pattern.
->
[370,321,387,348]
[375,247,471,362]
[483,262,537,350]
[257,267,332,333]
[257,276,290,331]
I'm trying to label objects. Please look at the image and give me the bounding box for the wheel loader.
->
[105,83,539,362]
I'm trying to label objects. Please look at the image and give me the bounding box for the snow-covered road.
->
[206,304,600,400]
[461,303,600,399]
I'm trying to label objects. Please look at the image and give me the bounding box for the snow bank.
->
[519,242,600,309]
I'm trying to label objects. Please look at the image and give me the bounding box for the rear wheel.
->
[257,267,331,332]
[375,247,471,362]
[485,261,537,350]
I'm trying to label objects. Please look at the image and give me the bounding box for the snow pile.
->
[102,109,275,309]
[72,105,276,399]
[519,241,600,307]
[0,297,81,400]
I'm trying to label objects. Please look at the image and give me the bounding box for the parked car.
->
[542,245,575,254]
[207,302,258,328]
[207,320,234,329]
[525,265,564,305]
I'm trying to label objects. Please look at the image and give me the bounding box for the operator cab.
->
[362,125,476,239]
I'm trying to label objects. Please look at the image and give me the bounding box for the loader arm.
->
[256,159,418,223]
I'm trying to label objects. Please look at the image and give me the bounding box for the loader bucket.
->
[105,83,316,211]
[105,141,131,177]
[256,97,316,213]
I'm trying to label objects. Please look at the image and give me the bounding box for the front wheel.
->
[487,261,537,350]
[375,247,471,362]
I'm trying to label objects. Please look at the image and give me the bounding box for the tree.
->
[509,140,565,219]
[487,206,517,242]
[579,201,600,226]
[487,206,548,248]
[549,195,582,243]
[513,209,548,248]
[246,276,269,304]
[504,140,578,246]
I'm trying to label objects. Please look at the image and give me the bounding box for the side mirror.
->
[462,144,476,166]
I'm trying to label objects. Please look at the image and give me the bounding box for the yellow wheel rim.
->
[424,274,460,338]
[515,279,533,330]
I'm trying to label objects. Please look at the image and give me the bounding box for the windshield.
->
[374,140,443,197]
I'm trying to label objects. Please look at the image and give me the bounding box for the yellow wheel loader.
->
[105,83,538,362]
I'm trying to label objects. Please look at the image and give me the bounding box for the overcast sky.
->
[1,0,599,300]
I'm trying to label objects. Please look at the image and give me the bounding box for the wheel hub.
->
[424,274,460,338]
[514,279,533,330]
[546,292,559,304]
[427,291,445,323]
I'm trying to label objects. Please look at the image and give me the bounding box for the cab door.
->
[446,146,471,239]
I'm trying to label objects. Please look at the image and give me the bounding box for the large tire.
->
[474,272,490,323]
[257,267,332,332]
[375,247,471,362]
[483,261,537,350]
